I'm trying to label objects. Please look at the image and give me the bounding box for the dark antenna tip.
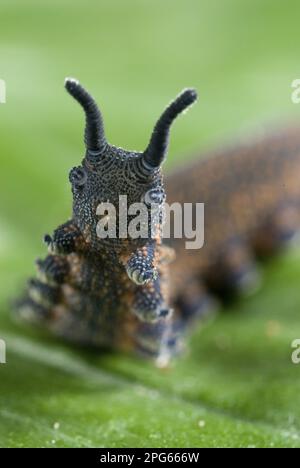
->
[168,87,198,118]
[65,76,78,85]
[65,77,80,93]
[179,88,198,106]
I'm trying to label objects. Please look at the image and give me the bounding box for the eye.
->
[143,188,165,206]
[69,166,87,188]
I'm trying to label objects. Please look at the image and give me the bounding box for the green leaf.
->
[1,0,300,448]
[1,252,300,447]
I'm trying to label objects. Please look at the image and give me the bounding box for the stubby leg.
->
[28,278,61,308]
[165,278,218,356]
[131,278,217,366]
[36,254,69,285]
[13,296,51,325]
[13,257,68,325]
[131,276,171,323]
[44,220,86,255]
[205,238,261,298]
[174,278,218,324]
[132,318,175,367]
[124,242,158,285]
[253,203,300,257]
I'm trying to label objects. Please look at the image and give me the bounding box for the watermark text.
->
[95,196,205,250]
[291,339,300,364]
[0,79,6,104]
[0,339,6,364]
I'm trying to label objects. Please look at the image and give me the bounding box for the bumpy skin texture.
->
[15,80,300,364]
[14,79,197,365]
[166,127,300,332]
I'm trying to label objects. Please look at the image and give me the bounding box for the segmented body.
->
[166,128,300,332]
[14,81,300,365]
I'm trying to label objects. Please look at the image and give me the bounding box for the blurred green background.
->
[1,0,300,448]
